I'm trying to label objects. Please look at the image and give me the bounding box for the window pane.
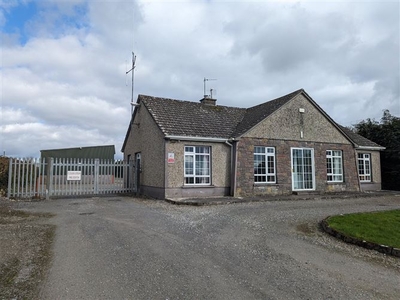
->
[358,152,371,182]
[365,160,370,174]
[255,146,265,153]
[184,146,210,185]
[267,175,275,182]
[254,147,275,183]
[327,158,332,174]
[185,155,193,175]
[196,146,209,154]
[267,156,274,174]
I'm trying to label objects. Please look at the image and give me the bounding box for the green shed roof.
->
[40,145,115,160]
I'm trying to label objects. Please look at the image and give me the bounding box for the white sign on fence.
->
[67,171,82,181]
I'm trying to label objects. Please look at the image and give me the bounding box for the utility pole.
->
[126,52,136,114]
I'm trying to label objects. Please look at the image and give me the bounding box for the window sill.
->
[182,185,214,189]
[326,182,345,185]
[254,182,277,186]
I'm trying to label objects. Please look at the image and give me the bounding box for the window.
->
[326,150,343,182]
[358,153,371,182]
[184,146,210,185]
[254,147,276,183]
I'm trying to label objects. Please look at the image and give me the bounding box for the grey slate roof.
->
[232,89,303,137]
[139,90,304,139]
[125,89,382,150]
[139,95,245,139]
[337,125,384,149]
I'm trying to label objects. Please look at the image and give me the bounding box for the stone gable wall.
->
[243,94,351,145]
[123,106,166,190]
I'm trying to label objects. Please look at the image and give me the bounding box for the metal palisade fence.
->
[8,158,135,199]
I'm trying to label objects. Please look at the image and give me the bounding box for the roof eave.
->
[121,97,142,152]
[356,145,386,151]
[165,135,229,142]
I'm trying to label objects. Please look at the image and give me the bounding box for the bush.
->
[0,157,10,197]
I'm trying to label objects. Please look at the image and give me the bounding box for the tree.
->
[354,110,400,150]
[353,110,400,191]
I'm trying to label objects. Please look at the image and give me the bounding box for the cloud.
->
[1,0,399,158]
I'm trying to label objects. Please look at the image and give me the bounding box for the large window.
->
[326,150,343,182]
[254,147,276,183]
[358,153,371,182]
[184,146,210,185]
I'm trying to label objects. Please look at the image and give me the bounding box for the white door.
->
[291,148,315,191]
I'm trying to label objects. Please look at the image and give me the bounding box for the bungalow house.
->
[122,89,384,199]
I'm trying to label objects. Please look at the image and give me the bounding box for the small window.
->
[254,147,276,183]
[184,146,210,185]
[358,153,371,182]
[326,150,343,182]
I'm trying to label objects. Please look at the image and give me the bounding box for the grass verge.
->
[0,202,55,299]
[327,209,400,248]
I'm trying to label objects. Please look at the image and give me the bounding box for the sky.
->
[1,0,399,158]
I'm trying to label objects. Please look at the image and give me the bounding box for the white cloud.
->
[1,0,399,158]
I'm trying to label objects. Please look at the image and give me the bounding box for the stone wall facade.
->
[235,138,360,197]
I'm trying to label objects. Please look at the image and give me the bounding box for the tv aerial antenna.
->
[203,77,217,97]
[126,52,137,114]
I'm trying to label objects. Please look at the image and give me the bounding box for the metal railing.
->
[8,158,134,199]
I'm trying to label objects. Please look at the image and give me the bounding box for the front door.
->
[291,148,315,191]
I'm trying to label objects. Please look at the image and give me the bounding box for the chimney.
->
[200,95,217,106]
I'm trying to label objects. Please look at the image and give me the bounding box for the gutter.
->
[356,145,386,151]
[165,135,229,143]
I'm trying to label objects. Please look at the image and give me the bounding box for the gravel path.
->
[14,195,400,300]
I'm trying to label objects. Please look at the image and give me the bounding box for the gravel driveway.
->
[15,195,400,300]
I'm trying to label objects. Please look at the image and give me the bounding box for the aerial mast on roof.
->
[203,77,217,98]
[126,52,136,114]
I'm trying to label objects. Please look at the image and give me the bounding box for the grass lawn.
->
[327,209,400,248]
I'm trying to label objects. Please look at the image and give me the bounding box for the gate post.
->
[128,159,134,191]
[46,157,54,200]
[7,158,12,199]
[94,159,99,194]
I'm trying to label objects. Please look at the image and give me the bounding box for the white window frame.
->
[184,146,211,185]
[254,146,276,183]
[291,147,315,191]
[326,150,343,182]
[358,153,371,182]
